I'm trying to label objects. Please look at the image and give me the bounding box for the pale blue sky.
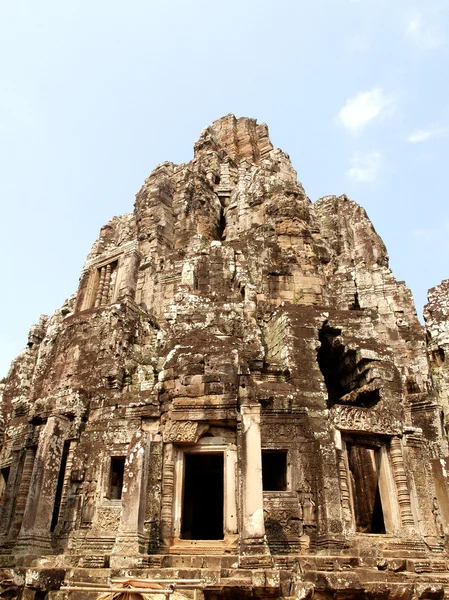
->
[1,0,448,376]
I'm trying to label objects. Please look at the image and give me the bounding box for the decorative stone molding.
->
[83,241,138,271]
[336,448,352,526]
[331,404,402,435]
[162,420,209,443]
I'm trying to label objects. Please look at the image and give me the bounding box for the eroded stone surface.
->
[1,114,449,599]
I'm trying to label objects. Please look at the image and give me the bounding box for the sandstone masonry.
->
[1,115,449,600]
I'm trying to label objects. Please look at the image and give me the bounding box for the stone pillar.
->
[238,403,271,566]
[116,248,140,302]
[390,436,415,529]
[5,447,37,544]
[224,445,238,536]
[160,443,175,548]
[311,422,347,549]
[110,431,152,568]
[0,450,29,546]
[333,430,353,533]
[15,416,69,556]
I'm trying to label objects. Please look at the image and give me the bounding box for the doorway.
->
[346,443,386,534]
[181,453,224,540]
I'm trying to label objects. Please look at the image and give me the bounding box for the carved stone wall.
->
[1,114,449,599]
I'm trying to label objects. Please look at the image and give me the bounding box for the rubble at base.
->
[1,115,449,600]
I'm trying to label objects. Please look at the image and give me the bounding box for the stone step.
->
[157,554,238,569]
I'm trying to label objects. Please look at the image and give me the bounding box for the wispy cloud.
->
[347,151,382,183]
[407,125,447,143]
[412,222,449,242]
[337,88,395,134]
[407,9,446,50]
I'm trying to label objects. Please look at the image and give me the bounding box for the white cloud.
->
[407,125,447,143]
[337,88,395,134]
[347,151,382,183]
[407,9,446,49]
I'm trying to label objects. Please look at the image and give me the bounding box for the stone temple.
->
[1,115,449,599]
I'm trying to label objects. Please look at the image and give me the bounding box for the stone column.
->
[238,403,271,566]
[0,450,28,545]
[110,431,152,568]
[224,445,238,536]
[390,436,415,529]
[310,421,347,548]
[116,248,140,302]
[15,416,69,556]
[5,447,37,544]
[160,443,175,548]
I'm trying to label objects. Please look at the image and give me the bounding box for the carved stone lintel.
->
[331,405,401,435]
[162,420,208,443]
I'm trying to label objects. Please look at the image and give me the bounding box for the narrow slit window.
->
[262,450,287,491]
[218,206,226,241]
[109,457,125,500]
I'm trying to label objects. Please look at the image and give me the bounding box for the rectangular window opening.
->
[109,456,125,500]
[0,466,10,504]
[262,450,287,491]
[181,453,224,540]
[1,466,10,484]
[346,442,386,534]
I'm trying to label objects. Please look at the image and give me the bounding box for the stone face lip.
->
[1,115,449,599]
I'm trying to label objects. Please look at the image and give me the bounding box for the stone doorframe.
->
[171,438,238,547]
[335,429,408,536]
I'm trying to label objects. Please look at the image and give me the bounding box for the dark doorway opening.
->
[51,440,70,532]
[181,453,224,540]
[109,456,125,500]
[262,450,287,491]
[346,443,385,534]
